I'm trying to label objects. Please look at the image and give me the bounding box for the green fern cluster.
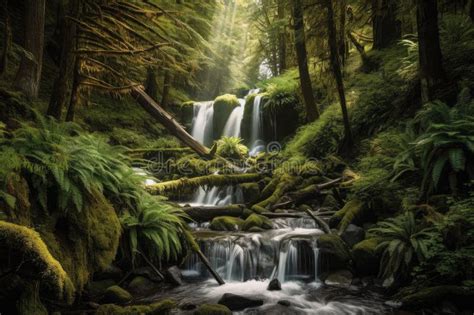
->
[216,136,249,160]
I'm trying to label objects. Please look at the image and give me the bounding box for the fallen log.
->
[261,212,304,219]
[183,205,245,222]
[304,209,332,234]
[131,86,211,158]
[183,230,225,285]
[148,173,261,194]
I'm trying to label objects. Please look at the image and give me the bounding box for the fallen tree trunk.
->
[148,173,261,195]
[304,209,332,234]
[184,230,225,285]
[261,212,303,219]
[131,86,211,158]
[183,205,245,222]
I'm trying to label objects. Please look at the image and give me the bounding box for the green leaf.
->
[448,148,466,172]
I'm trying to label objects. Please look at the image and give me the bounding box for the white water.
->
[222,98,245,137]
[249,94,265,156]
[191,101,214,146]
[190,185,244,207]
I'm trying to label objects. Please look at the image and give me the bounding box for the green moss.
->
[96,299,176,315]
[252,175,302,211]
[241,214,272,231]
[179,101,195,126]
[333,199,364,233]
[194,303,232,315]
[16,282,48,315]
[209,216,244,231]
[216,137,249,160]
[88,279,116,297]
[102,285,132,304]
[351,238,380,276]
[317,234,352,271]
[0,221,74,303]
[213,94,239,138]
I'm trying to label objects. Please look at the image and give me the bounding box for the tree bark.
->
[47,0,79,120]
[372,0,401,49]
[161,70,172,108]
[416,0,447,102]
[304,209,332,234]
[145,67,158,102]
[65,58,81,122]
[338,0,347,65]
[326,0,353,153]
[292,0,319,121]
[277,0,287,74]
[0,1,11,76]
[14,0,46,99]
[183,205,245,222]
[132,86,212,157]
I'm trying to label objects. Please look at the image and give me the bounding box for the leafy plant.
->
[398,38,419,80]
[369,211,434,284]
[440,14,474,50]
[216,136,249,159]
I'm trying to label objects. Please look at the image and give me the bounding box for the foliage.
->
[216,136,249,159]
[369,212,435,283]
[440,14,474,51]
[397,38,419,80]
[119,194,187,266]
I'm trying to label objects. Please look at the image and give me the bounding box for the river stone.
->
[194,304,232,315]
[267,278,281,291]
[324,270,353,288]
[127,276,157,295]
[101,285,132,304]
[277,300,291,307]
[218,293,264,311]
[165,266,183,286]
[341,224,365,248]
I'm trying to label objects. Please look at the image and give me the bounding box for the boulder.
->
[164,266,183,286]
[88,279,116,297]
[218,293,264,311]
[267,279,281,291]
[101,285,132,304]
[242,214,273,231]
[351,238,380,276]
[317,234,351,272]
[127,276,158,295]
[96,299,176,315]
[194,303,232,315]
[277,300,291,307]
[324,270,353,288]
[341,224,365,248]
[209,216,244,231]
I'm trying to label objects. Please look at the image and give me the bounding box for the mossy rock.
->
[241,214,272,231]
[209,216,244,231]
[351,238,380,276]
[400,286,474,309]
[16,282,48,315]
[213,94,239,139]
[321,193,339,209]
[317,234,352,272]
[194,303,232,315]
[331,199,364,232]
[240,183,260,204]
[88,279,116,297]
[96,299,176,315]
[180,101,195,126]
[127,276,158,295]
[101,285,132,304]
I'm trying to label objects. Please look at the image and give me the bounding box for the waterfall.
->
[222,98,245,137]
[249,95,265,156]
[191,101,214,146]
[273,239,318,283]
[192,186,243,206]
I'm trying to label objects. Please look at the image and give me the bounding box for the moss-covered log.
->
[304,209,331,234]
[183,205,245,222]
[251,175,302,212]
[148,173,262,195]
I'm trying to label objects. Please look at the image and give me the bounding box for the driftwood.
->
[148,173,261,194]
[183,205,245,222]
[304,209,332,234]
[184,230,225,285]
[131,86,211,158]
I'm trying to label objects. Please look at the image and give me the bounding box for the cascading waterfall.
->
[249,94,265,156]
[222,98,245,137]
[191,185,243,206]
[191,101,214,147]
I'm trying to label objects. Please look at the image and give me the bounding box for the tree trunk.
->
[292,0,319,121]
[0,1,11,76]
[144,67,158,102]
[65,58,81,122]
[338,0,347,65]
[183,205,245,222]
[161,70,172,108]
[277,0,287,74]
[47,0,79,120]
[416,0,447,102]
[131,86,212,157]
[372,0,401,49]
[326,0,353,154]
[14,0,46,99]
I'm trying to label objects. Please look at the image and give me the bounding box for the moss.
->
[317,234,352,272]
[322,193,339,209]
[179,101,195,126]
[209,216,244,231]
[213,94,240,138]
[252,175,302,211]
[96,299,176,315]
[16,282,48,315]
[241,214,272,231]
[240,183,260,204]
[102,285,132,304]
[332,199,364,233]
[88,279,116,297]
[351,238,380,276]
[194,303,232,315]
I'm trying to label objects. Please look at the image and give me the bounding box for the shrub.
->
[216,136,249,160]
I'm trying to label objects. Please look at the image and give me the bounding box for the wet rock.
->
[218,293,264,311]
[96,299,176,314]
[317,234,351,272]
[195,303,232,315]
[127,276,157,295]
[209,216,244,231]
[164,266,183,286]
[94,264,123,281]
[87,279,116,297]
[324,270,353,288]
[340,224,365,248]
[267,279,281,291]
[180,303,197,310]
[352,238,380,276]
[242,214,273,231]
[101,285,132,304]
[278,300,291,307]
